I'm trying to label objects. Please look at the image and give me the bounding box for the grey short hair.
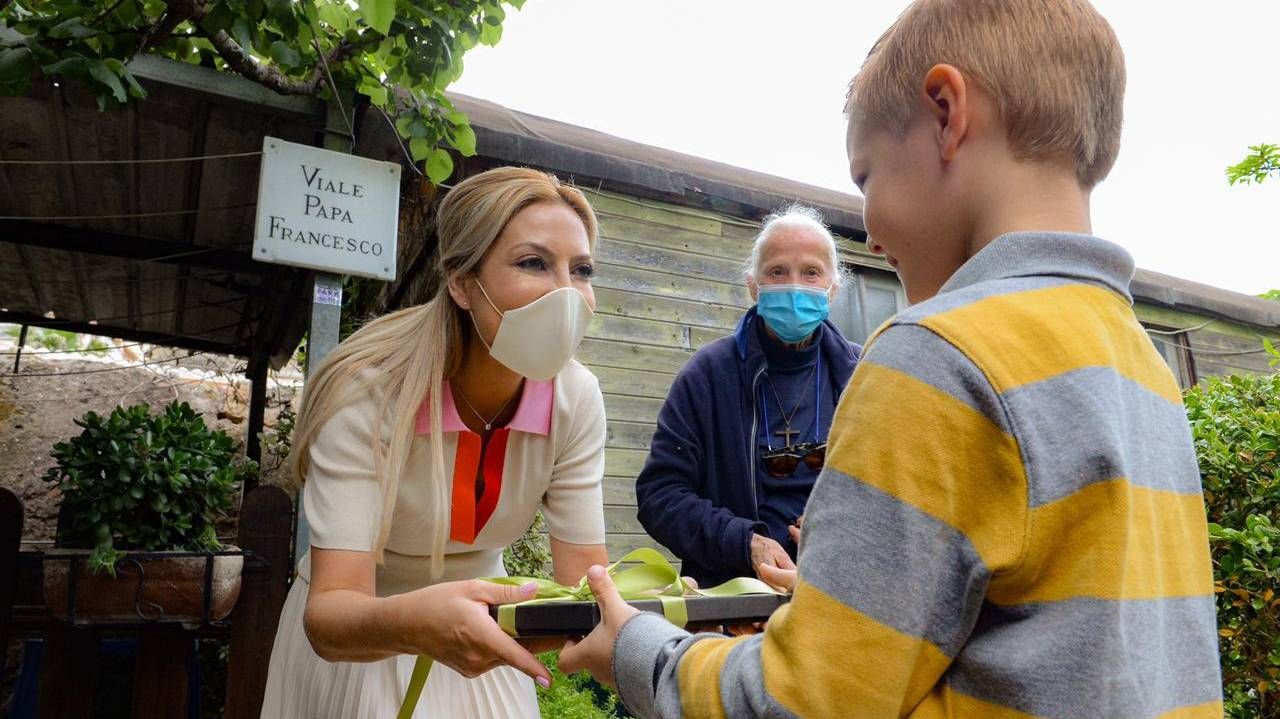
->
[743,204,843,286]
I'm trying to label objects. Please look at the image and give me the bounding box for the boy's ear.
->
[922,63,969,162]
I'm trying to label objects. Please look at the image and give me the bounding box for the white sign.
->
[253,136,402,281]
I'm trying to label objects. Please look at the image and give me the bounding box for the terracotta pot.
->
[43,548,243,624]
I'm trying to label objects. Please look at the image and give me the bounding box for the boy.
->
[559,1,1223,717]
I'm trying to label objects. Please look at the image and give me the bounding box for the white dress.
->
[261,361,608,718]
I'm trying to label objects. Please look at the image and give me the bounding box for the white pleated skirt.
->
[260,574,539,718]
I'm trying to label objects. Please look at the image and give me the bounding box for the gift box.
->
[479,548,789,638]
[487,592,790,637]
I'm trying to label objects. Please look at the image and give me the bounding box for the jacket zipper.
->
[748,364,766,521]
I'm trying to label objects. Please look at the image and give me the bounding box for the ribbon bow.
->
[396,548,779,718]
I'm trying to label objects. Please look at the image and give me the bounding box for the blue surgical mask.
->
[756,284,830,343]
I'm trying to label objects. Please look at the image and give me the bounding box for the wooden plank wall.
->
[576,190,755,561]
[1135,305,1279,381]
[575,190,887,562]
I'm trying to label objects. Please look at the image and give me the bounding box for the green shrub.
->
[504,511,552,579]
[1186,370,1280,717]
[536,651,621,719]
[44,401,253,574]
[501,516,626,717]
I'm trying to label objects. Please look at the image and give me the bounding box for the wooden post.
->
[244,353,269,475]
[131,627,192,718]
[37,621,99,719]
[223,485,293,719]
[12,323,28,373]
[0,488,21,675]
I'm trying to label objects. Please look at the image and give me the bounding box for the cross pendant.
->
[774,425,799,447]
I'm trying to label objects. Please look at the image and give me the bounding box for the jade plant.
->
[44,401,253,574]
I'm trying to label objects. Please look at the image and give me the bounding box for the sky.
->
[451,0,1280,296]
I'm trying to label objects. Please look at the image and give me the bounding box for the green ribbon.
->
[396,549,779,718]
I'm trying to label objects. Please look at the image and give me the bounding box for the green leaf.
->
[40,55,88,77]
[300,0,320,24]
[395,115,413,137]
[409,136,431,161]
[479,21,502,46]
[88,61,127,104]
[0,47,34,94]
[120,66,147,99]
[425,147,453,183]
[451,123,476,157]
[268,40,302,69]
[359,0,396,35]
[201,1,237,34]
[458,27,478,50]
[231,17,255,51]
[317,1,352,33]
[48,18,99,40]
[358,75,388,106]
[264,0,292,21]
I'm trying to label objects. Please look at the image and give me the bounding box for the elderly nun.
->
[635,205,862,589]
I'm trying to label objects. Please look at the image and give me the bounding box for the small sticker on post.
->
[314,285,343,306]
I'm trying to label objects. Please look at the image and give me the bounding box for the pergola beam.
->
[0,309,251,358]
[0,221,265,273]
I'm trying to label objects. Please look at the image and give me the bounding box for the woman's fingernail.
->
[587,565,605,580]
[521,581,538,594]
[537,676,552,688]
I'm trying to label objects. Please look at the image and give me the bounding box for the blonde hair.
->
[289,166,598,577]
[847,0,1125,188]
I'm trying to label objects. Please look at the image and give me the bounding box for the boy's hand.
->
[558,565,639,688]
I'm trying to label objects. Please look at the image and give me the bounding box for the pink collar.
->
[415,379,554,436]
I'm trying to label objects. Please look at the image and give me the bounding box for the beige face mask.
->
[472,282,594,381]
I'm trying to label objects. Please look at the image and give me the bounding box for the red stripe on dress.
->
[475,429,509,538]
[449,433,482,544]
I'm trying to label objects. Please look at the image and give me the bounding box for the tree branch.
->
[138,0,378,97]
[207,30,324,95]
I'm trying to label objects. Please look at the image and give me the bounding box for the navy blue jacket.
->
[635,308,861,587]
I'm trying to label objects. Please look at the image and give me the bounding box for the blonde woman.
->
[261,167,610,718]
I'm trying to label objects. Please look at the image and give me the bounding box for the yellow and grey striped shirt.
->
[614,232,1222,718]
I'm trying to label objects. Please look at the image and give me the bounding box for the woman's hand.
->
[395,579,552,686]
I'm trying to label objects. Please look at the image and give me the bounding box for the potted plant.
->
[41,401,254,624]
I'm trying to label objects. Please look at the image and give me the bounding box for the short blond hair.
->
[847,0,1125,188]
